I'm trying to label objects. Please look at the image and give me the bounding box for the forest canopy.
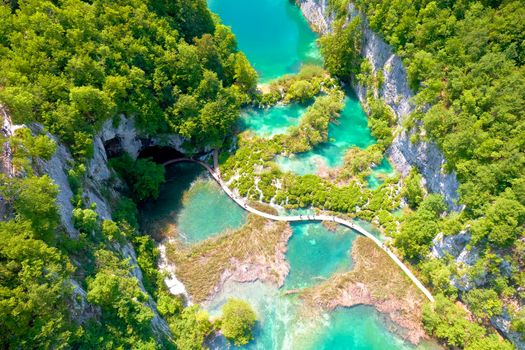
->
[0,0,257,348]
[0,0,257,160]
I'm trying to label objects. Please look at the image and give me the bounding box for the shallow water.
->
[284,222,357,290]
[206,280,417,350]
[208,0,322,82]
[305,306,414,350]
[275,94,375,175]
[239,103,307,138]
[367,157,397,189]
[140,163,246,243]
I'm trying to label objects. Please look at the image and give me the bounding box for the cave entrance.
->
[104,137,124,158]
[138,145,185,164]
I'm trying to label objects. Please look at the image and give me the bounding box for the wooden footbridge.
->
[163,158,434,303]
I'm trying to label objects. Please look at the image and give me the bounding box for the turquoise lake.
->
[209,0,392,178]
[208,0,322,81]
[140,163,246,243]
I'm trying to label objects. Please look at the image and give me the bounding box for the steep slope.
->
[299,0,461,211]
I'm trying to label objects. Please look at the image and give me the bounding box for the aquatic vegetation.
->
[301,237,427,344]
[257,65,335,107]
[166,213,291,302]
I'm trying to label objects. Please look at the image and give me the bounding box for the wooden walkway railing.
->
[163,158,434,303]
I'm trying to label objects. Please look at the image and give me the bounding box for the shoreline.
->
[300,236,428,345]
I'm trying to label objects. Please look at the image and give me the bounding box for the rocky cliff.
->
[297,0,462,211]
[298,3,525,347]
[34,116,173,336]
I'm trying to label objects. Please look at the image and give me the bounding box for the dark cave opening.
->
[137,145,186,164]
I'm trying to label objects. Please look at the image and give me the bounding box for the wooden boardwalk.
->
[163,158,435,303]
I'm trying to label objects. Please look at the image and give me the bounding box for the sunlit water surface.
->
[140,163,246,243]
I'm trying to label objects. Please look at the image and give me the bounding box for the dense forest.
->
[1,0,524,349]
[0,0,256,348]
[322,0,524,348]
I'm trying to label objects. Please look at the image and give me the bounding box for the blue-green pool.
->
[305,306,415,350]
[276,94,375,175]
[239,103,307,138]
[208,0,322,82]
[284,222,357,290]
[367,157,397,189]
[140,163,247,243]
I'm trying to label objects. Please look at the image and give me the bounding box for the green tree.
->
[168,304,212,350]
[72,208,98,234]
[0,87,35,123]
[511,308,525,340]
[465,334,514,350]
[286,80,316,103]
[234,52,258,93]
[402,168,425,209]
[463,288,503,319]
[12,175,59,241]
[12,128,56,161]
[101,219,122,242]
[176,0,215,41]
[87,250,154,331]
[319,17,362,79]
[0,221,72,349]
[132,158,166,200]
[471,197,525,247]
[395,194,446,260]
[110,154,166,201]
[220,298,257,346]
[69,86,115,125]
[423,294,486,347]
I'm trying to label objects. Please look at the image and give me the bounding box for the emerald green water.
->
[239,104,307,138]
[367,157,397,189]
[276,94,375,175]
[140,163,246,243]
[208,0,322,81]
[305,306,414,350]
[284,223,357,290]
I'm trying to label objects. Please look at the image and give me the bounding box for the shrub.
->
[220,299,257,346]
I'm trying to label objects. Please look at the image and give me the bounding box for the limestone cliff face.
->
[297,0,462,211]
[30,117,172,336]
[298,5,525,347]
[96,114,191,161]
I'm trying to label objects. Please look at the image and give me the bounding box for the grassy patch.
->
[302,236,425,307]
[166,214,291,302]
